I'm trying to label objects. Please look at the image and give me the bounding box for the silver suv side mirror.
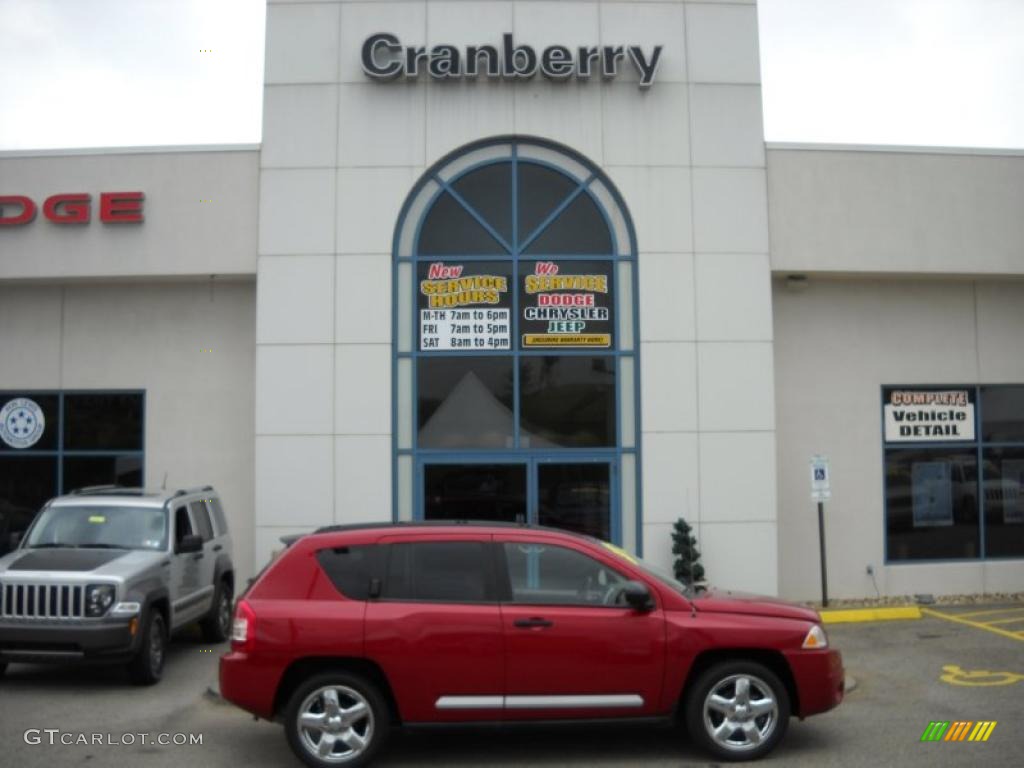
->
[176,533,203,554]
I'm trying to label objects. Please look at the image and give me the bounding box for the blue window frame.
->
[392,138,642,552]
[0,390,145,553]
[882,384,1024,562]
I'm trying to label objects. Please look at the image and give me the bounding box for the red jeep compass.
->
[220,523,843,766]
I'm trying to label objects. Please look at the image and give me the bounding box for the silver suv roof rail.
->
[173,485,215,498]
[69,485,147,496]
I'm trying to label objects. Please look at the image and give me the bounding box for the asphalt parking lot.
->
[1,607,1022,767]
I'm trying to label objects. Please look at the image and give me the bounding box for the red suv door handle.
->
[513,617,553,629]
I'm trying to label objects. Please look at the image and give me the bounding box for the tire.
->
[684,660,790,762]
[200,580,233,643]
[127,610,167,686]
[0,661,7,678]
[284,671,389,768]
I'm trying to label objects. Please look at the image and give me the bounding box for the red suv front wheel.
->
[685,660,790,761]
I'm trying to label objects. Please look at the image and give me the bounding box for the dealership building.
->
[2,0,1023,601]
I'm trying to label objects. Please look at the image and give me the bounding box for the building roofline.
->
[765,141,1024,157]
[0,143,260,159]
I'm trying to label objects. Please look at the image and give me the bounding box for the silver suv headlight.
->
[85,584,116,617]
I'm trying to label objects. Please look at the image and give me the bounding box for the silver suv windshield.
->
[25,505,168,551]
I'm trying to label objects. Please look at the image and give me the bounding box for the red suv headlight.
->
[231,599,256,653]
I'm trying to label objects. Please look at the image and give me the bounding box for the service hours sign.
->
[418,261,512,351]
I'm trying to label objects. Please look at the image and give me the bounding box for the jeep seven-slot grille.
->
[0,582,86,619]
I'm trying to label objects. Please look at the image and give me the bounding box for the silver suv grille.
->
[0,582,87,619]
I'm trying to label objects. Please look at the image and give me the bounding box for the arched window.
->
[392,138,641,551]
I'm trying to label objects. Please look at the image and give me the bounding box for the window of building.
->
[882,385,1024,561]
[393,138,641,551]
[0,390,145,555]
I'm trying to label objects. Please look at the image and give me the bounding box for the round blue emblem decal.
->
[0,397,46,449]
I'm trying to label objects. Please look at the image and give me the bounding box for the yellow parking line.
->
[984,616,1024,626]
[921,608,1024,643]
[951,607,1024,619]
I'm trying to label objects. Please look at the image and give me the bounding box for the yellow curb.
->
[819,606,922,624]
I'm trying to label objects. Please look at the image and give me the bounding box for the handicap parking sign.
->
[810,455,831,501]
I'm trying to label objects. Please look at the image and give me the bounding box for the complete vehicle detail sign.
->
[418,262,511,351]
[883,388,975,442]
[520,261,612,348]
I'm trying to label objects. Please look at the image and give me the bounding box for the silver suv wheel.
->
[702,673,778,752]
[296,685,375,764]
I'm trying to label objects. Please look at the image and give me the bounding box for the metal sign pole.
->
[817,500,828,607]
[810,454,831,608]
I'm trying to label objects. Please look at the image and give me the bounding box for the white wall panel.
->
[256,436,334,527]
[335,255,391,344]
[641,342,698,433]
[603,84,690,166]
[259,169,336,255]
[692,168,769,253]
[265,2,342,84]
[256,345,334,435]
[338,84,426,167]
[641,432,700,525]
[685,3,760,84]
[638,252,696,342]
[700,522,778,594]
[336,167,420,254]
[335,344,391,435]
[257,255,335,344]
[699,432,776,523]
[335,435,392,523]
[606,166,692,253]
[768,149,1024,275]
[695,252,772,341]
[697,342,775,431]
[262,85,339,168]
[689,84,765,167]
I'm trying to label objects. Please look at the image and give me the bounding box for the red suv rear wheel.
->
[284,671,390,768]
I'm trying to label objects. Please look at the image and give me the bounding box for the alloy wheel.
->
[296,685,375,764]
[702,673,778,752]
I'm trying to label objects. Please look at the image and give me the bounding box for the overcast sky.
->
[1,0,1022,151]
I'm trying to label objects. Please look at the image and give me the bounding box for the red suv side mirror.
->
[622,580,654,611]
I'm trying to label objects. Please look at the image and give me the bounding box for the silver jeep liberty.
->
[0,486,234,685]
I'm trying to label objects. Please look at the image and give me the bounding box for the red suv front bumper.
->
[785,648,844,717]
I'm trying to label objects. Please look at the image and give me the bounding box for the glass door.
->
[419,457,616,541]
[422,461,528,523]
[536,461,613,541]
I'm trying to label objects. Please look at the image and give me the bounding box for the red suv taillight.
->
[231,599,256,653]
